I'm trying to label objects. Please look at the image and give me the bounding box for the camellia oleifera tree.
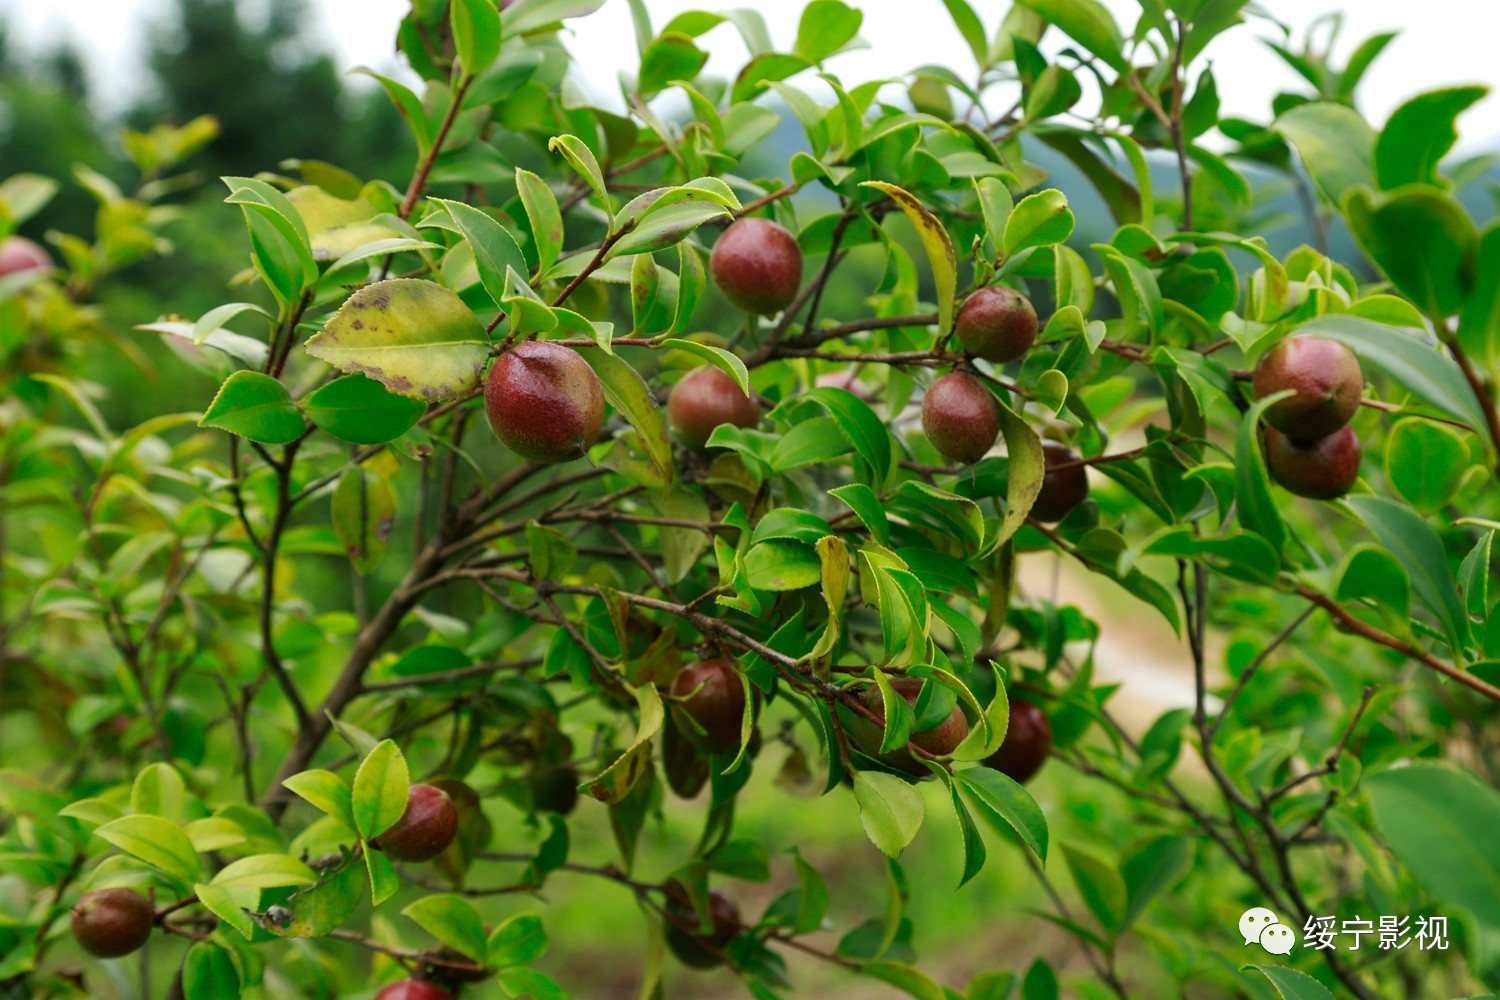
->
[3,0,1500,997]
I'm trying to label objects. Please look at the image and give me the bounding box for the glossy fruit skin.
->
[710,218,803,315]
[485,340,604,464]
[1264,425,1361,500]
[849,677,970,777]
[955,286,1037,363]
[1032,443,1089,522]
[922,371,1000,465]
[983,700,1052,784]
[0,236,52,277]
[670,658,746,754]
[71,888,154,958]
[375,981,452,1000]
[374,783,459,863]
[668,365,759,449]
[1252,335,1363,439]
[665,887,741,969]
[530,764,580,815]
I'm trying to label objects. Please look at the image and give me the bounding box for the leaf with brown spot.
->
[306,279,491,401]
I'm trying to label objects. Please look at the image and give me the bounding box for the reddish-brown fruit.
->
[374,783,459,863]
[849,677,970,777]
[375,981,452,1000]
[663,712,711,799]
[1252,335,1363,439]
[0,236,52,277]
[1264,425,1362,500]
[668,366,759,449]
[710,218,803,315]
[669,658,747,754]
[530,764,580,815]
[485,340,604,464]
[983,700,1052,784]
[955,285,1037,363]
[70,888,154,958]
[922,371,1000,465]
[665,887,741,969]
[1032,443,1089,522]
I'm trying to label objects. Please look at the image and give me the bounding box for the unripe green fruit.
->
[1032,443,1089,522]
[71,888,154,958]
[665,886,741,969]
[922,371,1000,465]
[374,783,458,863]
[668,365,759,449]
[0,236,52,277]
[982,700,1051,784]
[530,764,580,815]
[1264,425,1361,499]
[710,218,803,315]
[849,677,970,777]
[1252,335,1363,439]
[375,981,452,1000]
[669,658,746,754]
[955,285,1037,363]
[485,340,604,464]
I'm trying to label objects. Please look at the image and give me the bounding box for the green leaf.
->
[1385,418,1469,512]
[199,371,304,445]
[935,768,987,888]
[578,347,674,485]
[429,198,529,315]
[795,0,863,63]
[789,848,831,933]
[991,397,1045,550]
[504,0,607,36]
[306,279,491,401]
[744,539,821,591]
[1119,836,1192,931]
[95,815,200,884]
[515,168,563,272]
[1375,85,1488,189]
[182,941,241,996]
[1367,763,1500,929]
[1272,102,1376,205]
[609,201,731,257]
[548,134,612,228]
[1335,544,1412,628]
[366,845,399,905]
[1299,314,1489,436]
[194,882,256,941]
[940,0,989,68]
[262,856,365,937]
[1347,495,1468,655]
[807,535,851,664]
[580,682,664,802]
[488,912,550,966]
[191,302,271,347]
[1014,0,1127,71]
[351,739,411,840]
[860,961,947,1000]
[282,770,356,830]
[354,69,433,153]
[404,894,489,963]
[658,339,750,396]
[1235,391,1289,559]
[954,768,1048,862]
[1004,189,1074,258]
[496,967,569,1000]
[796,386,893,485]
[1345,185,1477,319]
[975,177,1013,255]
[1459,222,1500,367]
[830,484,891,545]
[862,181,957,338]
[305,374,425,444]
[211,854,318,891]
[131,762,187,820]
[871,671,916,754]
[1062,842,1127,934]
[1244,965,1336,1000]
[852,771,925,857]
[951,663,1008,761]
[451,0,503,79]
[639,32,708,95]
[332,465,396,575]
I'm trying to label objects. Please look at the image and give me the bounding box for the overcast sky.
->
[3,0,1496,150]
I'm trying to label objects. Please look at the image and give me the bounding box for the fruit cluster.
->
[1253,335,1365,500]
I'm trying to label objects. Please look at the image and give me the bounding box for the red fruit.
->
[0,236,52,277]
[670,658,747,754]
[848,677,970,777]
[983,700,1052,784]
[70,888,154,958]
[1032,443,1089,522]
[665,887,741,969]
[710,218,803,315]
[1252,335,1363,439]
[1264,425,1361,500]
[668,365,759,449]
[374,783,458,863]
[375,981,452,1000]
[485,340,605,464]
[955,285,1037,363]
[922,371,1000,465]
